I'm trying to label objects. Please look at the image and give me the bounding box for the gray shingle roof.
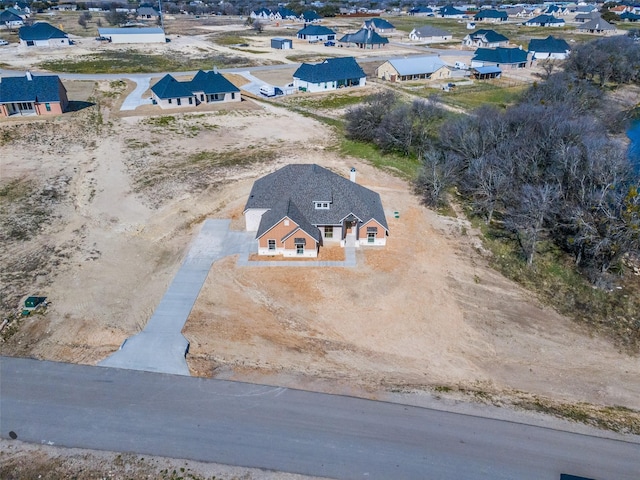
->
[411,25,451,38]
[0,74,65,103]
[293,57,365,83]
[245,164,389,239]
[578,18,617,30]
[339,28,389,45]
[19,22,68,41]
[386,56,447,76]
[137,6,159,16]
[528,36,570,53]
[473,47,528,64]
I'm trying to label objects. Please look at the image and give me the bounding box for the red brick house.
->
[0,72,68,117]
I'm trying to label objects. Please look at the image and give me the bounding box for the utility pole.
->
[158,0,164,31]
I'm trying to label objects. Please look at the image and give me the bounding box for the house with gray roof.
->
[474,9,508,22]
[151,70,240,109]
[376,55,450,82]
[137,6,160,19]
[528,36,570,60]
[0,72,68,116]
[576,17,617,35]
[244,164,389,257]
[409,25,452,42]
[462,29,509,48]
[293,57,366,93]
[363,17,395,33]
[471,47,529,69]
[296,25,335,42]
[574,11,600,23]
[339,28,389,49]
[19,22,69,47]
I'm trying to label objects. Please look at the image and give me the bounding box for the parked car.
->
[324,41,335,47]
[0,39,9,46]
[259,85,276,97]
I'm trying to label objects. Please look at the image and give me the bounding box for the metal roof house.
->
[0,72,68,116]
[376,56,450,82]
[19,22,69,47]
[244,164,389,257]
[339,28,389,49]
[474,9,508,22]
[296,25,335,42]
[523,14,565,27]
[471,66,502,79]
[462,29,508,48]
[363,17,395,33]
[151,70,240,109]
[409,25,452,42]
[98,27,166,44]
[528,36,570,60]
[471,47,529,69]
[0,9,24,28]
[293,57,366,93]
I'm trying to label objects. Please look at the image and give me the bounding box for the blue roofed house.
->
[376,55,450,82]
[409,6,434,16]
[620,11,640,22]
[472,47,529,69]
[462,29,509,48]
[293,57,366,93]
[474,9,508,22]
[151,70,240,109]
[339,28,389,49]
[19,22,69,47]
[439,5,467,18]
[363,17,395,33]
[523,14,565,27]
[301,10,322,23]
[0,9,24,28]
[0,72,68,116]
[244,164,389,257]
[296,25,335,42]
[528,36,570,60]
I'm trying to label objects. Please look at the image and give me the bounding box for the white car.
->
[0,39,9,46]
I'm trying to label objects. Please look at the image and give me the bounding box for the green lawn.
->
[439,82,527,110]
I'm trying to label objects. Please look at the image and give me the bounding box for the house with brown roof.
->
[244,164,389,257]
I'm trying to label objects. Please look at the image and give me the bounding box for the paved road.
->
[99,220,255,375]
[1,357,639,480]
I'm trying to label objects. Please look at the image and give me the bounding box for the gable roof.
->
[474,9,508,20]
[277,7,297,19]
[297,25,335,36]
[364,17,395,29]
[293,57,365,83]
[19,22,67,41]
[245,164,388,239]
[151,74,194,99]
[575,12,601,21]
[189,70,240,94]
[578,17,616,31]
[137,6,159,16]
[0,10,23,22]
[473,47,528,64]
[524,14,565,25]
[385,56,447,76]
[467,29,508,43]
[409,7,434,14]
[0,74,65,103]
[620,12,640,21]
[339,28,389,45]
[440,5,466,16]
[301,10,321,21]
[528,35,570,53]
[411,25,451,38]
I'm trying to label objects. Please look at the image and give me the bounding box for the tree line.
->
[344,36,640,280]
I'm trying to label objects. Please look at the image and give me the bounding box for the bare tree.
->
[415,149,461,208]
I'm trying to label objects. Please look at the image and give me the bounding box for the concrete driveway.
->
[120,76,154,111]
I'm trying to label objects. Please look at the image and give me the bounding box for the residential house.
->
[409,25,452,42]
[339,28,389,49]
[474,9,508,22]
[137,6,160,19]
[620,12,640,22]
[505,6,529,17]
[470,66,502,79]
[250,8,272,20]
[244,164,389,257]
[544,4,568,15]
[576,18,617,35]
[301,10,322,23]
[574,11,601,23]
[528,35,570,60]
[439,5,467,18]
[0,9,23,28]
[151,70,240,109]
[0,72,68,116]
[463,29,509,48]
[363,17,395,33]
[376,55,450,82]
[293,57,366,93]
[296,25,335,42]
[19,22,69,47]
[523,14,565,27]
[277,7,298,20]
[409,6,434,16]
[471,47,529,69]
[575,5,599,14]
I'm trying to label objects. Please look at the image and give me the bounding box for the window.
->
[315,202,330,209]
[294,238,306,255]
[177,98,181,106]
[268,239,276,250]
[231,92,235,100]
[368,232,375,243]
[188,97,193,105]
[168,99,172,104]
[45,103,51,112]
[296,244,304,255]
[324,226,333,239]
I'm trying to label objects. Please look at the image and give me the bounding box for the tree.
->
[105,8,128,26]
[344,91,398,143]
[415,149,461,208]
[78,11,92,29]
[252,20,264,33]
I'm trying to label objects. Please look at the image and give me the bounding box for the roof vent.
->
[25,71,32,81]
[350,167,356,183]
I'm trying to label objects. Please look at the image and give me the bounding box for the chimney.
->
[350,167,356,183]
[26,71,32,81]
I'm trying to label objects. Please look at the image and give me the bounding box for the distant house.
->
[19,22,69,47]
[409,6,434,16]
[544,4,568,15]
[576,18,617,35]
[0,72,68,116]
[409,25,452,43]
[151,70,240,109]
[0,9,24,28]
[137,6,160,19]
[471,66,502,79]
[271,37,292,49]
[620,12,640,22]
[339,28,389,49]
[277,7,298,20]
[505,6,528,17]
[98,28,166,44]
[574,12,601,23]
[250,8,272,20]
[462,29,508,48]
[575,5,599,14]
[244,164,389,257]
[363,17,395,33]
[528,36,570,60]
[293,57,366,93]
[439,5,467,18]
[474,9,508,22]
[523,14,565,27]
[296,25,335,42]
[471,47,529,69]
[376,55,449,82]
[301,10,322,23]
